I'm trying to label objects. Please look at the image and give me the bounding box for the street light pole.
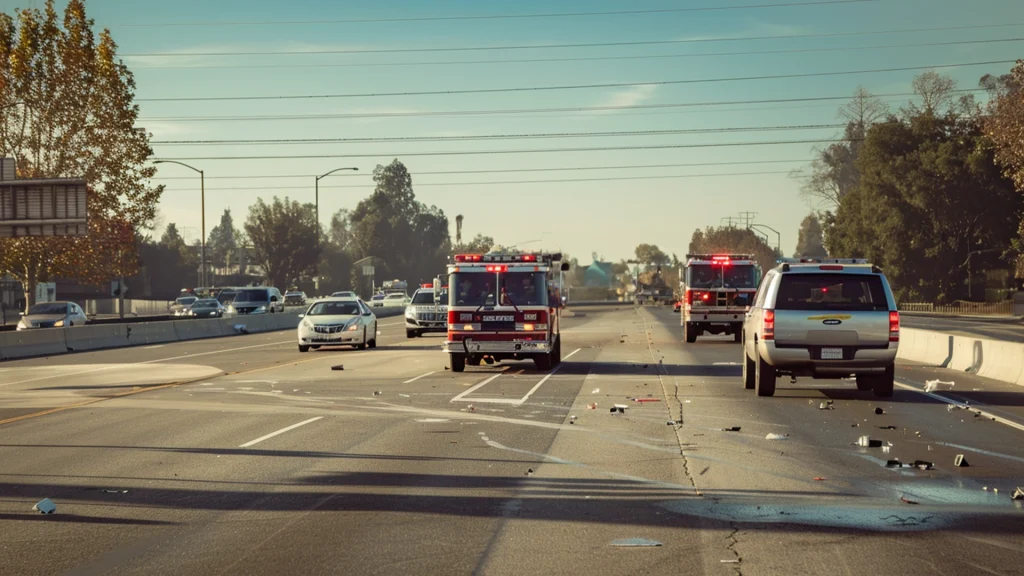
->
[748,223,781,255]
[314,167,359,293]
[155,160,207,287]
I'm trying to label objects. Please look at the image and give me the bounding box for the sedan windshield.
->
[175,297,198,306]
[28,303,67,315]
[307,301,361,316]
[192,299,220,308]
[235,289,270,302]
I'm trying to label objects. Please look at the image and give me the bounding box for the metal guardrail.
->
[899,301,1016,316]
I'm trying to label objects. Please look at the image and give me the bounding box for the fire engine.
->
[681,254,760,343]
[443,253,569,372]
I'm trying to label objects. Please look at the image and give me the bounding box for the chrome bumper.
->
[444,338,552,354]
[758,340,898,373]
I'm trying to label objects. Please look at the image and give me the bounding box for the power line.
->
[135,60,1012,102]
[139,90,983,123]
[132,37,1024,71]
[156,170,796,191]
[150,158,814,180]
[112,1,876,28]
[150,124,845,146]
[122,22,1024,57]
[152,138,857,161]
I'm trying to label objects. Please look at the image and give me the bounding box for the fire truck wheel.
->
[450,354,466,373]
[755,353,777,397]
[552,338,562,366]
[534,353,553,371]
[683,323,698,344]
[742,348,756,390]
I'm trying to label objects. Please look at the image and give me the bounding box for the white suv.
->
[741,259,900,398]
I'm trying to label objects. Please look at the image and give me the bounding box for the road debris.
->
[813,477,827,481]
[765,433,789,441]
[912,460,934,471]
[721,426,741,432]
[924,379,955,393]
[610,405,626,414]
[592,388,600,394]
[569,415,577,424]
[331,365,344,371]
[900,496,920,505]
[877,425,897,430]
[373,390,382,396]
[954,454,969,467]
[233,324,248,334]
[721,559,740,563]
[667,420,678,426]
[632,397,661,403]
[586,403,598,410]
[32,499,56,515]
[526,468,534,476]
[856,436,883,448]
[399,394,410,398]
[467,405,477,413]
[886,459,903,468]
[819,400,835,411]
[874,407,885,415]
[102,489,128,494]
[611,538,663,548]
[1012,487,1024,500]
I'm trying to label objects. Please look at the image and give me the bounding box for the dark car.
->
[284,291,307,306]
[186,298,227,318]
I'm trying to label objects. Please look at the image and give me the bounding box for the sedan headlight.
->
[405,308,415,318]
[346,322,360,332]
[302,318,313,329]
[256,305,267,313]
[53,319,65,327]
[16,320,27,331]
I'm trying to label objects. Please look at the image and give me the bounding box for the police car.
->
[405,284,448,338]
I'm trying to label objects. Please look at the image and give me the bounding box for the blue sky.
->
[5,0,1023,261]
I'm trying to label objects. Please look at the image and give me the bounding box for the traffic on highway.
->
[2,1,1024,575]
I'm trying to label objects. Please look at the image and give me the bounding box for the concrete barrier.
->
[898,327,1024,388]
[64,324,129,353]
[172,318,224,341]
[0,328,68,360]
[126,321,180,345]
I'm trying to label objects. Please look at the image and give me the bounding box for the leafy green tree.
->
[982,60,1024,278]
[206,209,238,270]
[829,73,1020,302]
[348,159,451,285]
[455,234,494,254]
[794,214,828,258]
[244,197,320,289]
[689,226,780,274]
[634,243,670,267]
[0,0,161,310]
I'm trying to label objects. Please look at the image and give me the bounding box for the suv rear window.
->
[775,273,888,311]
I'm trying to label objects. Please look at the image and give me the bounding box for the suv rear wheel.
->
[755,353,776,397]
[873,364,895,398]
[855,375,874,391]
[742,345,756,390]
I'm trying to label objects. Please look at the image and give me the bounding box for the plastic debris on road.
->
[586,403,598,410]
[765,433,789,441]
[592,388,600,394]
[721,559,740,563]
[373,390,382,396]
[857,436,883,448]
[874,407,885,415]
[102,489,128,494]
[819,400,835,411]
[633,397,660,403]
[1012,487,1024,501]
[886,459,903,468]
[721,426,741,432]
[900,496,920,505]
[526,468,534,476]
[954,454,970,467]
[610,406,626,414]
[813,477,827,481]
[912,460,934,471]
[569,415,577,424]
[611,538,663,548]
[331,365,344,371]
[32,498,56,515]
[924,379,955,393]
[233,324,248,334]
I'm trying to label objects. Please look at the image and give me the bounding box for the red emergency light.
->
[454,254,483,262]
[485,265,507,272]
[454,253,544,264]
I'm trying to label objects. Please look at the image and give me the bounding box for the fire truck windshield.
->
[450,271,549,307]
[687,263,758,289]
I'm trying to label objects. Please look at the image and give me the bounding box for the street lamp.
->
[314,167,358,293]
[154,160,207,287]
[748,223,781,255]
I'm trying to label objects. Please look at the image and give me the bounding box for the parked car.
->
[284,291,307,306]
[16,301,88,330]
[170,296,198,317]
[227,287,285,315]
[186,298,227,318]
[373,293,410,308]
[741,259,899,398]
[331,291,357,298]
[297,297,378,352]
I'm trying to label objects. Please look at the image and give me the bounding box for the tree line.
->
[792,64,1024,303]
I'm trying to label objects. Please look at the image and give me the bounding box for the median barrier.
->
[898,327,1024,389]
[372,307,405,319]
[64,324,129,353]
[272,313,302,331]
[172,318,224,341]
[126,321,180,345]
[0,328,68,360]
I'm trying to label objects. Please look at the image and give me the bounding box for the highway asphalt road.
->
[1,307,1022,576]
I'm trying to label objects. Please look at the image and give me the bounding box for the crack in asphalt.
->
[724,526,743,575]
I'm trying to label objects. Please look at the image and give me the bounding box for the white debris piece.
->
[32,498,56,515]
[765,433,789,441]
[924,379,955,393]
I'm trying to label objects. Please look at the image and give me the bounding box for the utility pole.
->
[738,211,758,228]
[721,216,737,227]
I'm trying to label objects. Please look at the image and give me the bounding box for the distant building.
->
[584,261,615,288]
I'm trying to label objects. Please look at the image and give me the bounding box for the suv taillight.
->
[763,310,775,341]
[889,311,900,342]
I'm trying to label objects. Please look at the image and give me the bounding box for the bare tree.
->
[910,71,956,114]
[840,87,889,129]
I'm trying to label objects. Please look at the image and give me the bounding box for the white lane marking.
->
[239,417,323,448]
[564,347,582,360]
[450,370,507,403]
[403,371,436,384]
[517,368,561,406]
[895,381,1024,433]
[144,345,165,350]
[0,318,409,387]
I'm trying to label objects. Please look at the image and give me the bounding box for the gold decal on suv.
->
[805,314,853,321]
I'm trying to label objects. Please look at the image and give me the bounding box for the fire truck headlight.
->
[462,324,474,331]
[523,323,535,331]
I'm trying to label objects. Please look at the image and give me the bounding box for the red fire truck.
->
[443,253,569,372]
[681,254,760,344]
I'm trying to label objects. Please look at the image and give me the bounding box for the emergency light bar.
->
[776,258,870,265]
[687,254,754,261]
[454,253,562,264]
